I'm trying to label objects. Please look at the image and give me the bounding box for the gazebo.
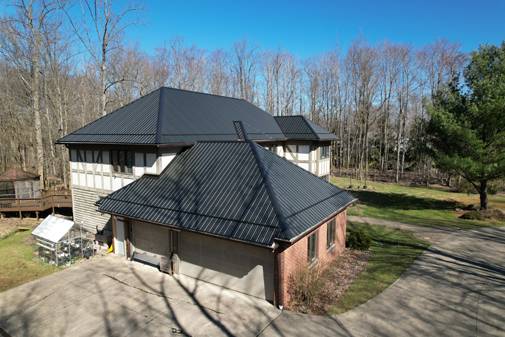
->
[0,168,41,199]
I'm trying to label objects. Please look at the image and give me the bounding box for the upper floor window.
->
[307,232,318,263]
[320,146,330,159]
[327,219,336,249]
[111,150,133,174]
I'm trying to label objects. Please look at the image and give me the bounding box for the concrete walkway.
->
[261,225,505,337]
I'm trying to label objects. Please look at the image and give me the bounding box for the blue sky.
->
[125,0,505,57]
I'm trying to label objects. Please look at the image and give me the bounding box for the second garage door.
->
[178,231,275,301]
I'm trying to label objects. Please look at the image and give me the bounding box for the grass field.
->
[332,176,505,229]
[0,230,59,292]
[328,223,429,314]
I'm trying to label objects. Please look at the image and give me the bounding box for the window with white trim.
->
[327,219,336,248]
[320,145,330,159]
[111,150,133,174]
[307,232,318,263]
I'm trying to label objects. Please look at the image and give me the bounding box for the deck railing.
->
[0,190,72,213]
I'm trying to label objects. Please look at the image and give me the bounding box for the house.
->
[96,122,355,306]
[0,168,41,199]
[56,87,355,307]
[56,87,336,236]
[0,168,72,217]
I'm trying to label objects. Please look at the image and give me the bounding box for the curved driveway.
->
[261,226,505,337]
[0,225,503,337]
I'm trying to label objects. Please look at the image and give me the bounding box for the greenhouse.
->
[32,215,94,265]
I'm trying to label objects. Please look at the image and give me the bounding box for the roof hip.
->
[247,140,288,238]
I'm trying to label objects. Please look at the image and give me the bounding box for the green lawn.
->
[0,230,60,292]
[328,223,429,314]
[332,176,505,229]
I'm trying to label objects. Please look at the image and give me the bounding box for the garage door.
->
[178,231,274,301]
[131,221,170,263]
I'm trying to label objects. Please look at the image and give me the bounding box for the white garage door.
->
[178,231,274,301]
[131,221,170,260]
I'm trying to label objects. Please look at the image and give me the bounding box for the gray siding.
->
[72,187,111,233]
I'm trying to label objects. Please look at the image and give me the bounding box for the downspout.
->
[271,241,282,308]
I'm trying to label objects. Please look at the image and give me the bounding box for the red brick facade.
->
[276,210,347,306]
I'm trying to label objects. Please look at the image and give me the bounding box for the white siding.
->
[160,152,176,172]
[297,162,309,171]
[277,145,284,157]
[103,176,111,191]
[70,147,182,234]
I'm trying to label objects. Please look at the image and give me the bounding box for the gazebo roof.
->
[0,168,39,182]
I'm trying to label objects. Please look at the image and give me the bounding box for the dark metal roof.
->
[97,141,355,247]
[57,87,287,145]
[274,116,336,141]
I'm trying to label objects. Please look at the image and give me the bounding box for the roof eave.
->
[274,198,358,244]
[97,208,274,249]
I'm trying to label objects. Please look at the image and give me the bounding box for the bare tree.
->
[232,40,258,102]
[0,0,61,188]
[61,0,139,116]
[207,49,230,96]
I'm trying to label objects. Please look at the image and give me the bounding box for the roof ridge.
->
[56,87,161,143]
[162,86,244,101]
[300,116,321,140]
[246,141,288,237]
[155,87,166,144]
[274,115,304,118]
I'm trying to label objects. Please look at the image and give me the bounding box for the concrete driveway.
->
[261,226,505,337]
[1,226,504,337]
[0,255,280,337]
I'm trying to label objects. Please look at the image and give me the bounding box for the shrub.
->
[459,210,484,220]
[346,226,371,250]
[460,209,505,221]
[287,266,328,313]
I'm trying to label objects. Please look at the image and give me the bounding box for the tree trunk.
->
[479,180,488,210]
[32,34,45,189]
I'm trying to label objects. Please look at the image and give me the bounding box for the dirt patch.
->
[0,218,40,238]
[320,249,370,312]
[460,208,505,221]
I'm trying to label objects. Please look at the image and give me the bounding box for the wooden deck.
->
[0,190,72,213]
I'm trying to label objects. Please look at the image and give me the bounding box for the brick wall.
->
[277,210,347,307]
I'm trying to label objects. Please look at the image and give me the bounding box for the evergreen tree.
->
[427,43,505,209]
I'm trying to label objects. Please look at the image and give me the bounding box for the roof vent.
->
[233,121,250,141]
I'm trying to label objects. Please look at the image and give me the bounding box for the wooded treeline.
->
[0,0,466,188]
